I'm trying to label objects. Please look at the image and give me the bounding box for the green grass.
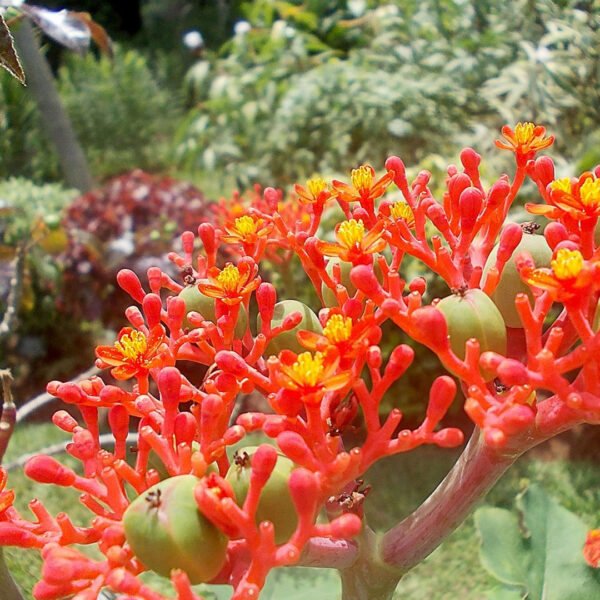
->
[3,423,600,599]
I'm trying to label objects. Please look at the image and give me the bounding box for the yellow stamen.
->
[307,177,327,200]
[551,248,583,281]
[292,352,324,387]
[350,165,373,194]
[389,201,415,228]
[514,122,535,144]
[323,314,352,343]
[580,179,600,208]
[550,178,572,195]
[115,331,147,361]
[217,264,241,292]
[337,219,365,248]
[234,215,260,237]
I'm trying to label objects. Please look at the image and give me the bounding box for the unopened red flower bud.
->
[544,222,569,250]
[350,265,385,301]
[497,223,523,262]
[288,468,319,516]
[108,405,129,440]
[459,188,483,233]
[328,513,363,538]
[142,294,162,329]
[215,351,249,376]
[304,237,326,269]
[158,367,182,411]
[367,346,382,369]
[384,344,415,379]
[497,359,529,386]
[116,269,145,302]
[198,223,216,255]
[51,411,78,432]
[385,156,406,188]
[201,394,223,419]
[281,311,303,330]
[433,428,464,448]
[486,177,510,210]
[181,230,195,255]
[411,307,449,351]
[448,173,471,204]
[25,456,76,486]
[250,445,277,487]
[174,413,197,445]
[499,404,534,435]
[460,147,481,174]
[256,283,276,322]
[277,431,314,467]
[534,156,555,187]
[408,277,427,295]
[167,295,186,326]
[426,376,457,423]
[264,187,280,211]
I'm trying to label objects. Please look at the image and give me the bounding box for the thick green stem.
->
[380,429,517,571]
[339,527,402,600]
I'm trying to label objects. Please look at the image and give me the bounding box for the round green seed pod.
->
[484,233,552,328]
[437,288,507,380]
[225,447,297,544]
[123,475,228,584]
[178,285,248,338]
[257,300,322,356]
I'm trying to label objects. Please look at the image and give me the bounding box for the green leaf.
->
[484,586,526,600]
[476,484,600,600]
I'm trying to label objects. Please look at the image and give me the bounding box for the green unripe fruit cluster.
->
[257,299,322,356]
[437,288,507,380]
[225,447,297,544]
[178,285,248,338]
[123,475,228,584]
[484,232,552,328]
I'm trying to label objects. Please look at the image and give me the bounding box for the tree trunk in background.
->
[13,20,93,193]
[0,550,25,600]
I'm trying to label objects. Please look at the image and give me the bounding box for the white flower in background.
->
[348,0,367,17]
[183,30,204,50]
[234,20,251,36]
[535,45,551,64]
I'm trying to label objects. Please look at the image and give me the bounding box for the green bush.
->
[58,47,181,178]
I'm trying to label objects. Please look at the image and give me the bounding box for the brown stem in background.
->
[0,243,26,344]
[0,370,17,464]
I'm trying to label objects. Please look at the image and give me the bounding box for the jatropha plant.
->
[2,123,600,600]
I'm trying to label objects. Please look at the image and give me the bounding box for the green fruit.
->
[123,475,228,584]
[178,285,248,338]
[257,300,322,356]
[437,289,507,380]
[484,233,552,328]
[225,447,297,544]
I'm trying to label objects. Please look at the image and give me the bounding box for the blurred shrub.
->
[0,72,59,182]
[58,47,180,178]
[58,170,208,326]
[0,178,87,401]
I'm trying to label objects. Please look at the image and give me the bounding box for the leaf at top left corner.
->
[0,13,25,84]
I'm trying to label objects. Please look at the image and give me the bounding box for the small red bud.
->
[329,513,362,538]
[158,367,182,411]
[411,307,449,351]
[108,405,129,441]
[25,456,76,486]
[385,156,406,188]
[497,223,523,262]
[499,404,534,435]
[215,351,249,376]
[116,269,145,302]
[304,237,325,269]
[497,359,529,386]
[288,468,319,515]
[534,156,555,187]
[174,412,197,445]
[544,222,569,250]
[433,428,464,448]
[350,265,384,300]
[198,223,216,255]
[408,277,427,295]
[264,187,280,211]
[486,177,511,210]
[460,147,481,173]
[459,187,483,233]
[250,445,277,488]
[167,296,186,327]
[384,344,414,379]
[367,346,382,369]
[276,431,313,466]
[426,376,457,423]
[142,294,162,328]
[52,411,78,433]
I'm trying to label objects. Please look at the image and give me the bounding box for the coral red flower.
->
[294,177,332,206]
[527,173,600,221]
[197,260,261,306]
[519,248,594,301]
[316,219,387,264]
[95,325,166,380]
[332,165,394,209]
[0,467,15,516]
[274,348,351,404]
[584,529,600,568]
[495,122,554,164]
[298,312,379,362]
[221,214,274,246]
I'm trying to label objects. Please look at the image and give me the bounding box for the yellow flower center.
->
[389,201,415,227]
[115,330,147,361]
[551,248,584,281]
[292,352,324,387]
[307,177,327,200]
[234,215,260,237]
[217,264,241,291]
[550,177,572,195]
[350,165,373,194]
[323,314,353,343]
[580,178,600,209]
[514,122,535,144]
[337,219,365,248]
